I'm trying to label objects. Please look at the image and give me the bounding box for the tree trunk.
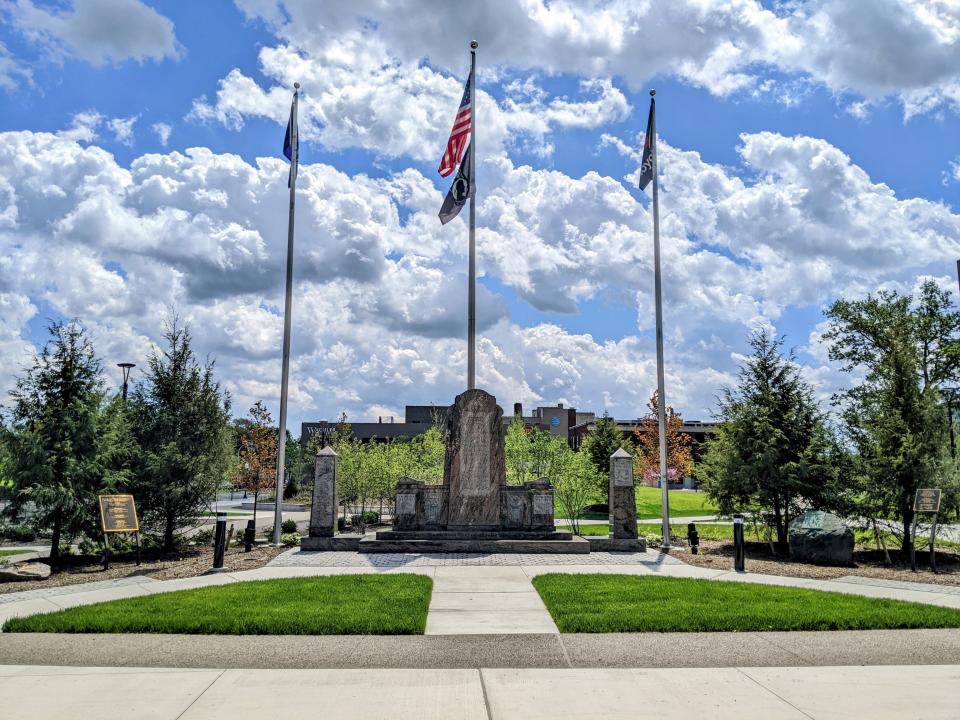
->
[901,514,913,563]
[772,501,788,557]
[163,510,176,552]
[49,509,63,565]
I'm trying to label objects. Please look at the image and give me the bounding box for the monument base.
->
[587,536,648,552]
[300,536,362,551]
[358,534,590,554]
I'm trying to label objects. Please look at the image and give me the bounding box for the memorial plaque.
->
[613,459,633,487]
[458,411,491,497]
[98,494,139,533]
[533,495,553,515]
[914,488,942,513]
[396,494,416,515]
[425,493,442,523]
[799,511,825,530]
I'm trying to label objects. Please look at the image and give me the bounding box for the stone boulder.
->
[788,511,854,565]
[0,562,51,582]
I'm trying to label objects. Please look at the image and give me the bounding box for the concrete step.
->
[357,536,591,554]
[375,530,572,541]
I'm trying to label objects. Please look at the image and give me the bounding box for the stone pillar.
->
[609,448,637,539]
[309,446,338,538]
[444,389,505,528]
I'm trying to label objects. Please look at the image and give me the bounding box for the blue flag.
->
[283,91,299,187]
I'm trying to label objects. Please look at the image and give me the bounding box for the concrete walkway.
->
[1,664,958,719]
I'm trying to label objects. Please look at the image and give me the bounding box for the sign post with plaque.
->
[911,488,942,573]
[98,494,141,570]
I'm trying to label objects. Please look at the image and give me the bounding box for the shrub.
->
[1,525,37,542]
[362,511,379,525]
[193,528,215,546]
[643,532,663,549]
[78,537,101,556]
[281,519,298,533]
[280,532,300,547]
[337,517,347,532]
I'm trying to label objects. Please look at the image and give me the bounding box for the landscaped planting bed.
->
[531,573,960,633]
[4,574,433,635]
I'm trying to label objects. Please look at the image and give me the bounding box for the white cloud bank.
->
[0,121,957,423]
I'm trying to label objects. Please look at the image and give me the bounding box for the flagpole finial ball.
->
[650,89,656,96]
[294,82,300,89]
[470,40,478,49]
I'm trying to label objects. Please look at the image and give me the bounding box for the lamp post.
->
[117,362,135,400]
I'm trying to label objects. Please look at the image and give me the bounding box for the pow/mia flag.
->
[439,142,473,225]
[638,97,654,191]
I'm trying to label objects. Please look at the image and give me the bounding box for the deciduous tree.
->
[632,390,693,486]
[824,280,960,557]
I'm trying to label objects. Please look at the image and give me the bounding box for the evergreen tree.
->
[824,280,960,557]
[699,331,844,555]
[4,322,132,563]
[581,412,629,482]
[129,318,232,550]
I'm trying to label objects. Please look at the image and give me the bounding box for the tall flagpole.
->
[467,40,478,390]
[649,89,672,549]
[273,82,299,546]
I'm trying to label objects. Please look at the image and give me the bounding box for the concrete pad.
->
[709,571,828,590]
[46,583,155,609]
[561,632,811,668]
[0,597,62,627]
[178,668,488,720]
[741,665,960,719]
[430,591,548,611]
[521,565,612,577]
[480,668,808,719]
[0,664,215,676]
[0,667,222,720]
[142,573,238,594]
[433,565,530,579]
[226,565,361,581]
[426,609,558,635]
[431,574,535,593]
[755,629,960,667]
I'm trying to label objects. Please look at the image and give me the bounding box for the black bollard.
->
[687,522,699,554]
[243,519,256,552]
[733,514,745,572]
[212,513,227,570]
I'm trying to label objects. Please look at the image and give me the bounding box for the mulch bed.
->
[0,544,288,596]
[674,540,960,586]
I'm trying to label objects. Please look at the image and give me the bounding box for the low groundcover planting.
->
[531,574,960,633]
[3,574,432,635]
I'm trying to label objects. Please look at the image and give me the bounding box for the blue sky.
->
[1,0,959,429]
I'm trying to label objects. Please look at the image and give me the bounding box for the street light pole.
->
[117,363,135,400]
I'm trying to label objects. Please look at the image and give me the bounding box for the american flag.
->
[438,71,473,177]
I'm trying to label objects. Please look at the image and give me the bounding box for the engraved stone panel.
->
[533,494,553,516]
[458,411,491,497]
[613,460,633,487]
[396,494,416,515]
[425,493,443,523]
[309,447,338,538]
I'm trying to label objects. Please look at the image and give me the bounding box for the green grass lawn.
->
[635,487,717,519]
[0,549,28,561]
[531,574,960,633]
[559,523,735,540]
[576,489,719,520]
[3,575,433,635]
